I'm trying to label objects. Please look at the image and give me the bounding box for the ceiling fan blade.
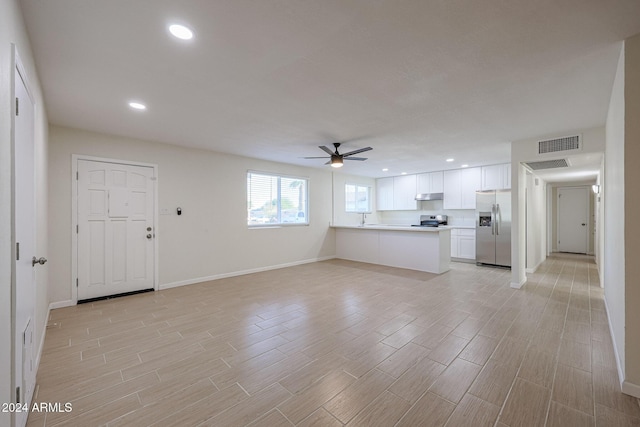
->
[324,160,331,165]
[344,157,367,161]
[302,156,330,159]
[319,145,335,155]
[341,147,373,157]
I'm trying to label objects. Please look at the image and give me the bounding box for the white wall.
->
[331,172,379,226]
[604,43,626,385]
[525,172,546,273]
[596,157,604,281]
[48,126,336,303]
[623,32,640,395]
[1,1,49,424]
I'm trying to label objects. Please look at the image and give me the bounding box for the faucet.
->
[360,213,366,226]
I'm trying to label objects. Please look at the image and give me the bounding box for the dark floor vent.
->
[524,159,569,170]
[538,135,580,154]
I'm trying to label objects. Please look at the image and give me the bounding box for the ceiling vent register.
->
[524,159,569,170]
[538,135,580,154]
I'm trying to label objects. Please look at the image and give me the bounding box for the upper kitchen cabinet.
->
[416,171,444,194]
[376,177,394,210]
[481,163,511,190]
[376,175,418,211]
[443,167,481,210]
[393,174,418,210]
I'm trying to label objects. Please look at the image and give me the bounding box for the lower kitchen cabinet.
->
[450,228,476,261]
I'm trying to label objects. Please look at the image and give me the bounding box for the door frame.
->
[556,185,590,254]
[71,154,159,303]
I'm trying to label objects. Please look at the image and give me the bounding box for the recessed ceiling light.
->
[461,164,469,168]
[401,172,407,175]
[128,101,146,110]
[169,24,193,40]
[446,158,454,162]
[382,168,389,172]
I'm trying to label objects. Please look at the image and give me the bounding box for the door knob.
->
[581,223,586,226]
[146,234,152,239]
[32,256,47,266]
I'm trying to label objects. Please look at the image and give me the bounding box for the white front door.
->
[557,186,589,254]
[77,160,155,301]
[14,60,36,426]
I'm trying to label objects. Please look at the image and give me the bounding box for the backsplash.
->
[378,200,476,226]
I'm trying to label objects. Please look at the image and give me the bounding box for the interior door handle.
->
[32,256,47,266]
[581,223,586,226]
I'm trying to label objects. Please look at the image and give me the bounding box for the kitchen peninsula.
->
[332,225,451,274]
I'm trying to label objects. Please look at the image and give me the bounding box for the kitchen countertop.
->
[331,224,451,232]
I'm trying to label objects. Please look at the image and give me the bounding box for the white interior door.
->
[14,61,36,426]
[77,160,155,301]
[557,187,589,254]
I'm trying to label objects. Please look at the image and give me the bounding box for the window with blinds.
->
[247,171,308,226]
[345,183,371,213]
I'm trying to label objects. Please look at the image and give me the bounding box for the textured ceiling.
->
[20,0,640,178]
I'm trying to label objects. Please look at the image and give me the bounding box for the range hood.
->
[415,192,444,201]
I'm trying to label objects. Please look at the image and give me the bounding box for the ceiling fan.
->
[303,143,373,168]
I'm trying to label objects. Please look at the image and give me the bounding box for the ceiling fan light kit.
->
[304,142,373,168]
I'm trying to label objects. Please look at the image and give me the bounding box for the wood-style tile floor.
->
[28,255,640,426]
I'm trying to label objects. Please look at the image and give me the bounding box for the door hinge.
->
[76,171,79,180]
[16,242,19,260]
[76,278,79,288]
[15,97,19,116]
[16,386,21,403]
[77,224,79,233]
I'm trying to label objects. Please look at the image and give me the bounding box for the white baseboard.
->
[160,256,336,290]
[49,300,75,310]
[603,296,627,393]
[622,380,640,399]
[32,304,50,399]
[510,277,526,289]
[525,259,544,274]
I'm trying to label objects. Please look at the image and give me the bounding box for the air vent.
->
[524,159,569,170]
[538,135,580,154]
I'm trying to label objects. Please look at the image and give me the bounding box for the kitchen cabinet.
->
[443,167,481,209]
[481,163,511,190]
[376,175,417,211]
[443,170,462,209]
[451,228,476,261]
[417,171,444,194]
[334,225,451,273]
[393,175,418,210]
[461,167,481,209]
[376,177,394,211]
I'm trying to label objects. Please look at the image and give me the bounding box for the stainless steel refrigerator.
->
[476,190,511,267]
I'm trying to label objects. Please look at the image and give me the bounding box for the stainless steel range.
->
[411,214,448,227]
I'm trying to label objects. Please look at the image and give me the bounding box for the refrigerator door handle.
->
[496,203,501,235]
[491,204,496,235]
